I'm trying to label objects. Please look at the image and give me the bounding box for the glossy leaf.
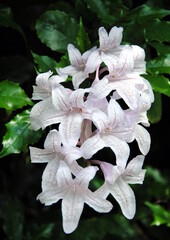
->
[147,92,162,123]
[77,17,91,52]
[32,52,58,73]
[144,74,170,97]
[148,42,170,56]
[36,10,79,53]
[0,80,33,110]
[147,54,170,75]
[85,0,116,24]
[0,109,42,158]
[56,53,70,69]
[145,202,170,227]
[144,20,170,42]
[125,4,170,23]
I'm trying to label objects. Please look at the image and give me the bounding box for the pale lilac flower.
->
[85,26,124,74]
[30,129,82,191]
[94,155,146,219]
[90,46,148,110]
[29,24,154,234]
[80,99,134,167]
[32,71,67,100]
[30,72,68,130]
[57,44,96,89]
[132,45,146,74]
[37,161,113,234]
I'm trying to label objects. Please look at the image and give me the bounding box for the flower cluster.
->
[30,26,154,234]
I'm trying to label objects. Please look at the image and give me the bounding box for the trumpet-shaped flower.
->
[85,26,124,74]
[90,46,149,110]
[80,99,134,167]
[29,24,154,234]
[32,71,67,100]
[30,129,82,191]
[94,155,146,219]
[37,161,113,234]
[57,44,96,89]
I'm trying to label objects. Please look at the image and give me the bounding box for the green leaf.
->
[125,4,170,23]
[147,92,162,123]
[32,52,58,73]
[0,80,33,110]
[148,42,170,56]
[145,201,170,227]
[144,74,170,97]
[0,4,25,39]
[85,0,116,24]
[36,10,79,53]
[146,166,167,185]
[56,53,70,69]
[77,17,91,52]
[144,20,170,42]
[0,109,42,158]
[147,54,170,75]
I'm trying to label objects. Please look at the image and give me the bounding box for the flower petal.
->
[61,146,82,164]
[32,86,51,100]
[124,170,146,184]
[99,27,109,49]
[85,189,113,213]
[57,161,72,188]
[125,155,145,176]
[44,129,61,150]
[62,188,84,234]
[72,71,88,89]
[91,109,108,132]
[110,176,136,219]
[80,133,105,159]
[116,46,134,76]
[68,44,83,66]
[40,106,67,130]
[70,88,91,109]
[30,98,52,130]
[42,158,60,191]
[85,49,102,74]
[108,99,124,126]
[59,111,83,146]
[108,26,123,48]
[101,134,129,169]
[57,65,79,76]
[37,188,64,206]
[91,77,113,99]
[74,166,98,188]
[134,124,151,155]
[29,147,55,163]
[52,84,71,111]
[114,81,140,110]
[101,52,117,73]
[132,45,146,74]
[82,46,97,62]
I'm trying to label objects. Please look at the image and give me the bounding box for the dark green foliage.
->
[0,80,33,110]
[0,109,42,158]
[36,10,79,53]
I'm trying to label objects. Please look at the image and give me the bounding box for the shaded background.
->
[0,0,170,239]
